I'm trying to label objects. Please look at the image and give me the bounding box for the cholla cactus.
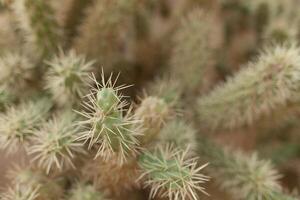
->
[67,182,107,200]
[29,112,85,174]
[1,184,40,200]
[0,99,51,154]
[170,9,218,92]
[197,136,296,200]
[0,52,35,95]
[158,120,196,150]
[2,165,63,200]
[135,96,170,145]
[81,157,140,196]
[77,74,140,164]
[10,0,61,58]
[147,76,182,106]
[45,50,94,107]
[198,44,300,129]
[1,0,300,199]
[138,145,209,200]
[74,0,135,70]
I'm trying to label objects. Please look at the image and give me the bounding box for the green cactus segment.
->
[139,151,191,189]
[138,146,209,200]
[197,136,297,200]
[96,88,120,113]
[198,44,300,129]
[77,76,139,163]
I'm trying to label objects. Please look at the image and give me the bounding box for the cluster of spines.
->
[28,111,85,174]
[198,44,300,129]
[0,52,35,96]
[158,119,196,150]
[146,76,182,107]
[77,74,140,164]
[0,99,51,154]
[2,165,63,200]
[134,96,170,145]
[74,73,210,198]
[138,145,209,200]
[197,136,296,199]
[81,156,141,196]
[45,50,94,107]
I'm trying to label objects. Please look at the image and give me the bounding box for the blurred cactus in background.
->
[0,0,300,200]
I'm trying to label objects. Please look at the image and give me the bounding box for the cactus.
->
[2,165,63,200]
[29,112,85,174]
[158,119,196,150]
[138,145,209,200]
[0,52,35,95]
[198,44,300,129]
[135,96,170,145]
[73,0,135,71]
[77,74,140,164]
[45,50,94,107]
[0,99,51,154]
[10,0,61,58]
[170,9,217,92]
[197,135,296,200]
[0,0,299,199]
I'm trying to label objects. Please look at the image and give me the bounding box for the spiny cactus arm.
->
[138,145,209,200]
[197,135,296,200]
[0,98,51,154]
[28,111,85,174]
[45,49,94,107]
[197,44,300,129]
[76,74,140,164]
[170,8,218,92]
[10,0,61,58]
